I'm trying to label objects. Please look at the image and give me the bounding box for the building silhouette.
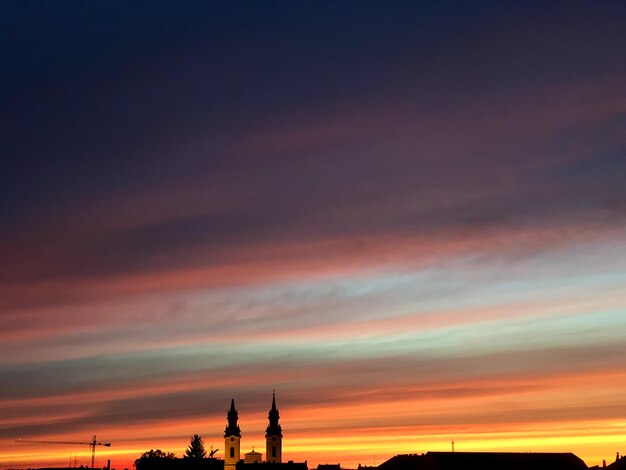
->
[606,453,626,470]
[228,395,306,470]
[265,392,283,464]
[316,465,341,470]
[373,452,587,470]
[115,394,622,470]
[224,400,242,470]
[244,450,262,464]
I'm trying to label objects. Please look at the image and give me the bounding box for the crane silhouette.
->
[16,435,111,469]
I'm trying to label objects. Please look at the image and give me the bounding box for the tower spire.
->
[266,392,282,437]
[224,399,241,470]
[225,398,241,437]
[266,391,283,463]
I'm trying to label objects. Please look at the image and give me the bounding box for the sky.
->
[1,1,625,469]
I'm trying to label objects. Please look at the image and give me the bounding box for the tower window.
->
[272,446,276,458]
[230,447,235,458]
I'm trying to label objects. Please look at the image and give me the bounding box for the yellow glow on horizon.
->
[3,418,625,470]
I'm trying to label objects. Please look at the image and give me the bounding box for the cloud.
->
[2,69,624,303]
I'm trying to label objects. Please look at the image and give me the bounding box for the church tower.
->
[265,392,283,463]
[224,399,241,470]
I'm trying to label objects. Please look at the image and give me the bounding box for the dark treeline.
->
[136,436,223,470]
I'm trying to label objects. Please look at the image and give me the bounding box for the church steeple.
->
[266,391,283,437]
[224,399,241,470]
[265,391,283,463]
[225,398,241,437]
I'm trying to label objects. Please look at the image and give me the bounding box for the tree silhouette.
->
[184,434,207,460]
[135,449,176,470]
[139,450,175,460]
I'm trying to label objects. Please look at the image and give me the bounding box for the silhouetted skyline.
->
[1,1,625,470]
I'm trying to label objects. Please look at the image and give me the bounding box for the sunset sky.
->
[1,1,626,469]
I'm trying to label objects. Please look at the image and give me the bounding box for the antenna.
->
[452,439,455,453]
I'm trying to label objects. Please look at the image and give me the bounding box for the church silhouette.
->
[225,394,306,470]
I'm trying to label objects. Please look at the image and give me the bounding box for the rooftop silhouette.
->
[376,452,587,470]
